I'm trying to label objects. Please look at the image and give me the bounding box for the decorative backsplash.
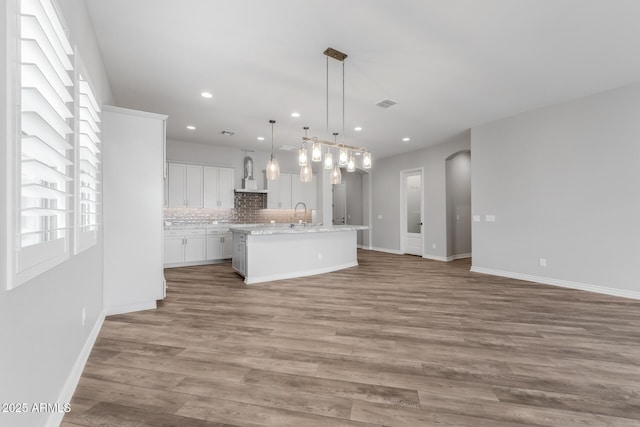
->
[165,191,312,225]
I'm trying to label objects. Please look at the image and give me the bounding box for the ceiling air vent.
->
[376,99,397,108]
[221,130,235,136]
[279,145,296,151]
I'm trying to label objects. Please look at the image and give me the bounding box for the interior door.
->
[405,172,423,256]
[333,183,346,225]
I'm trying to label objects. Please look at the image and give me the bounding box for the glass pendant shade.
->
[338,147,348,166]
[298,146,308,166]
[362,151,372,169]
[347,155,356,172]
[312,142,322,162]
[324,149,333,170]
[330,164,342,184]
[266,155,280,180]
[300,164,312,183]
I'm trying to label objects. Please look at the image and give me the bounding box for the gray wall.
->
[471,82,640,296]
[343,171,364,245]
[0,1,113,426]
[371,132,471,257]
[446,151,472,257]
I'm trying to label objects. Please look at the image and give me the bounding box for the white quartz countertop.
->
[228,224,369,235]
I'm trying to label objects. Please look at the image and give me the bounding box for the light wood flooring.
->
[63,250,640,426]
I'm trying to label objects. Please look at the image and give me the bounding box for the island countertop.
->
[228,224,369,236]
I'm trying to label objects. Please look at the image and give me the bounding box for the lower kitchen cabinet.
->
[206,231,233,260]
[165,228,232,267]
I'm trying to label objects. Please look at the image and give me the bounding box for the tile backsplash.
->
[165,191,312,225]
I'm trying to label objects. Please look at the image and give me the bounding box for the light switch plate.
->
[485,215,496,222]
[473,215,481,222]
[377,214,383,220]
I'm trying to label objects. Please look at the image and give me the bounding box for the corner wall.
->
[370,132,471,257]
[471,82,640,298]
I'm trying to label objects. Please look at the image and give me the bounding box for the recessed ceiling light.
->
[354,126,362,131]
[186,125,196,130]
[290,112,300,118]
[402,137,411,142]
[355,152,362,156]
[201,91,213,98]
[257,136,265,141]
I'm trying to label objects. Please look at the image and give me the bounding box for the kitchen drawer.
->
[165,229,205,237]
[207,228,229,235]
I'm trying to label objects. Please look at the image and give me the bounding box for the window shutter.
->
[76,70,101,251]
[17,0,74,282]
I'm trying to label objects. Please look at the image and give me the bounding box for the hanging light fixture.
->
[347,154,356,172]
[298,127,309,166]
[300,164,312,183]
[299,48,372,179]
[330,133,342,184]
[265,120,280,180]
[362,150,372,169]
[338,146,348,167]
[312,141,322,162]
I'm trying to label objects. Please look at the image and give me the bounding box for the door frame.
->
[399,167,424,255]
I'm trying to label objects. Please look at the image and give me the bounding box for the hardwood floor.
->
[63,250,640,426]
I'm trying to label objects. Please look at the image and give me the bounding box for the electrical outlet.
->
[82,307,86,326]
[377,214,383,220]
[317,252,323,260]
[539,258,547,267]
[432,243,436,249]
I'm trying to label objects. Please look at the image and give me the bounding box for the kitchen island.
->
[229,224,369,284]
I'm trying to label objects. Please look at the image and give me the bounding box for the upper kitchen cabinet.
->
[267,173,317,210]
[168,163,203,208]
[204,166,234,209]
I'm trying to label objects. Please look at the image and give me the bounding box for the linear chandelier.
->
[296,47,372,185]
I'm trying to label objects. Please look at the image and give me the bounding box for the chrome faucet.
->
[294,202,308,227]
[294,202,307,217]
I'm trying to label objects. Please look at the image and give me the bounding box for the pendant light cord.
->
[342,61,345,144]
[326,55,329,134]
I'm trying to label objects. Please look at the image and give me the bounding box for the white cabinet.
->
[291,175,317,210]
[168,163,203,207]
[164,229,206,266]
[267,173,316,210]
[204,166,235,209]
[232,233,246,276]
[206,230,233,260]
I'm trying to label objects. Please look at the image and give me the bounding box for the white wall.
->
[0,1,113,426]
[471,82,640,298]
[370,132,471,258]
[343,171,364,245]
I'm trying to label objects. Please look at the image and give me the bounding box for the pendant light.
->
[362,150,372,169]
[338,146,348,166]
[330,132,342,184]
[324,147,333,169]
[298,127,309,166]
[300,164,312,183]
[312,141,322,162]
[266,120,280,180]
[330,163,342,184]
[347,154,355,172]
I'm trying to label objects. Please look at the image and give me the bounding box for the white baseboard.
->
[447,253,472,261]
[47,311,105,427]
[164,259,230,268]
[422,254,449,262]
[104,300,157,316]
[245,262,359,285]
[367,246,403,255]
[470,266,640,300]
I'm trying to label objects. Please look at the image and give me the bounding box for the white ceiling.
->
[86,0,640,159]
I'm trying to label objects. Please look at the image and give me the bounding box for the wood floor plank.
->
[64,250,640,426]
